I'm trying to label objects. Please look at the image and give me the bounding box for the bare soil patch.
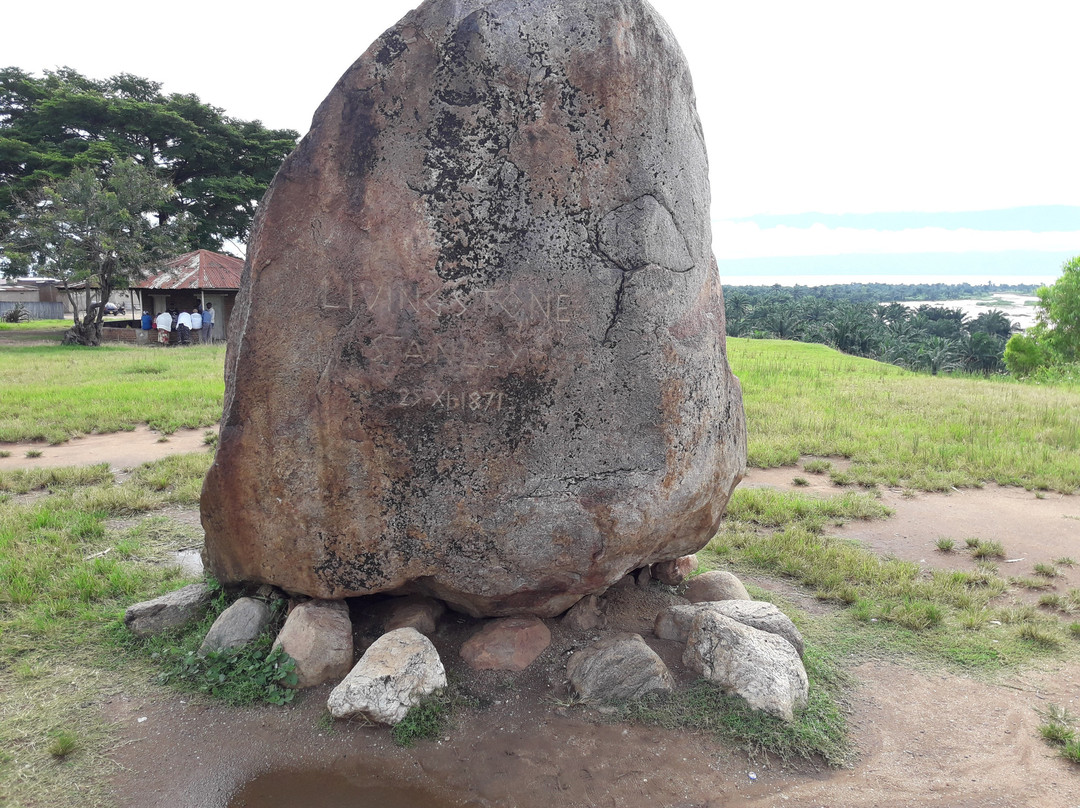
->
[64,459,1080,805]
[744,467,1080,603]
[0,426,215,472]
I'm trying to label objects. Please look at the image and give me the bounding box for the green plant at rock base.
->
[392,695,450,747]
[153,641,298,706]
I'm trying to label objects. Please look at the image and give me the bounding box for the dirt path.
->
[0,426,215,472]
[100,464,1080,807]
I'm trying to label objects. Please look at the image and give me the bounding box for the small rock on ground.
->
[655,600,804,657]
[384,595,446,636]
[327,627,446,725]
[272,599,354,688]
[460,616,551,672]
[567,632,674,704]
[684,570,750,603]
[198,597,271,656]
[683,610,808,722]
[651,554,698,586]
[124,582,212,638]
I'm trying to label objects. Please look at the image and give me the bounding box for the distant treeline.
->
[721,283,1039,375]
[724,281,1040,304]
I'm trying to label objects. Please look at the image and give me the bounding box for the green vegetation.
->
[6,160,188,345]
[725,284,1024,375]
[0,67,297,253]
[620,645,853,766]
[1038,705,1080,764]
[707,486,1066,671]
[728,338,1080,493]
[0,318,71,331]
[1005,256,1080,377]
[0,344,225,442]
[0,453,213,806]
[392,695,452,747]
[145,633,297,707]
[935,538,955,552]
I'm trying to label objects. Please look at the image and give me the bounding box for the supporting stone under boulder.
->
[200,0,746,618]
[272,599,354,688]
[198,597,271,656]
[683,610,808,722]
[328,627,446,725]
[567,633,674,704]
[123,582,211,638]
[460,616,551,672]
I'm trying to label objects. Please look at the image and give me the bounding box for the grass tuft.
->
[47,730,78,759]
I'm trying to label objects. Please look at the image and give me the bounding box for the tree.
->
[0,67,297,251]
[1032,256,1080,363]
[1002,334,1046,377]
[5,159,187,345]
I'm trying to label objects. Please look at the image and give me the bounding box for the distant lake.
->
[888,292,1039,331]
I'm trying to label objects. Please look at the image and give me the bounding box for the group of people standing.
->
[145,302,215,347]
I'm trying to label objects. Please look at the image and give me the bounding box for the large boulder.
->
[201,0,746,617]
[327,627,446,724]
[683,610,808,722]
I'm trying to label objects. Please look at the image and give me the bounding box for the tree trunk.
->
[63,320,103,346]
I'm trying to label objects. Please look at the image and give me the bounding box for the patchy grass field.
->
[0,453,214,807]
[728,338,1080,493]
[0,344,226,444]
[2,336,1080,805]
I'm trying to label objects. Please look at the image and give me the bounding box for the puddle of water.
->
[227,769,474,808]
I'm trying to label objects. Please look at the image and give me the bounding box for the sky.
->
[5,0,1079,285]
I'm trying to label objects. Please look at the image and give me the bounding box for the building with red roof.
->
[136,250,244,342]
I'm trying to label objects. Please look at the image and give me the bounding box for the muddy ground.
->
[4,438,1078,807]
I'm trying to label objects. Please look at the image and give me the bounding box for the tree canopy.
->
[6,159,188,345]
[1005,255,1080,375]
[723,285,1021,376]
[0,66,298,251]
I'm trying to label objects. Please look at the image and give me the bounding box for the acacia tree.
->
[5,160,187,345]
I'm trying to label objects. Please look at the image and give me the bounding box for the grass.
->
[1038,705,1080,764]
[0,452,214,807]
[0,343,226,443]
[728,338,1080,493]
[935,538,955,552]
[707,487,1063,672]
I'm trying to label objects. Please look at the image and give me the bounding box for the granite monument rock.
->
[201,0,746,616]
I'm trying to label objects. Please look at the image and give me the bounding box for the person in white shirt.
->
[191,308,203,343]
[176,309,193,346]
[155,310,172,346]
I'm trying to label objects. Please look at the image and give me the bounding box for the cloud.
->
[713,221,1080,260]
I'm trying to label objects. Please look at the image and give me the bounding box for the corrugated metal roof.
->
[137,250,244,291]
